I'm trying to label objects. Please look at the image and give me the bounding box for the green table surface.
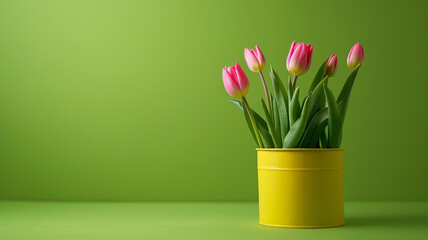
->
[0,201,427,240]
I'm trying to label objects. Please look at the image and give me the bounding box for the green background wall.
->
[0,0,427,201]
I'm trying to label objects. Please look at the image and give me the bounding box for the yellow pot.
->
[257,148,344,228]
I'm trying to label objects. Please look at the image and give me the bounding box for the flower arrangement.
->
[222,42,364,148]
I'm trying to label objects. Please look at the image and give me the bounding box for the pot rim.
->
[256,148,344,152]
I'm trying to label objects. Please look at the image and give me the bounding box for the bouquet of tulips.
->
[222,41,364,148]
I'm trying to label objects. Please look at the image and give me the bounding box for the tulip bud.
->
[347,43,364,70]
[286,40,313,76]
[244,45,265,72]
[222,62,249,98]
[325,54,338,77]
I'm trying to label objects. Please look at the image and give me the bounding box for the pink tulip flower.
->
[325,54,338,77]
[347,43,365,70]
[244,45,266,72]
[222,62,249,98]
[286,40,313,76]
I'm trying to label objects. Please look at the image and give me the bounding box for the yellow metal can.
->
[257,148,345,228]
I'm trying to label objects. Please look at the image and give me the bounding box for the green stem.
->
[242,97,264,148]
[258,71,271,114]
[323,77,329,108]
[292,75,298,91]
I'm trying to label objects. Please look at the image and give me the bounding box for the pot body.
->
[257,148,344,228]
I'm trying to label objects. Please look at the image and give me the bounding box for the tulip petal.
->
[286,40,296,70]
[222,67,242,97]
[347,45,355,63]
[244,48,260,72]
[305,44,313,72]
[255,45,265,68]
[347,43,364,69]
[288,43,307,76]
[326,54,337,77]
[234,62,249,96]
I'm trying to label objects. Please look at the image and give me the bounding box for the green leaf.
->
[270,67,289,140]
[261,98,280,148]
[228,100,258,145]
[298,107,328,147]
[228,99,273,148]
[306,76,328,121]
[242,102,261,147]
[289,87,300,127]
[323,85,343,148]
[228,99,244,111]
[308,58,329,93]
[299,102,346,148]
[287,75,293,99]
[283,95,311,148]
[320,131,328,148]
[271,97,282,146]
[337,65,360,122]
[270,94,277,129]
